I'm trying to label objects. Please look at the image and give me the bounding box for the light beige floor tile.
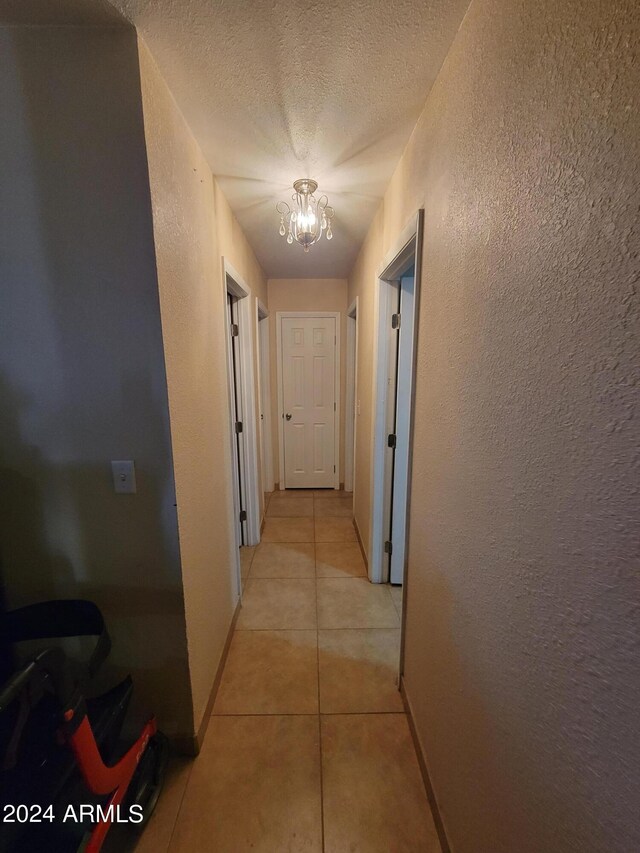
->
[239,546,255,579]
[169,716,322,853]
[314,497,353,517]
[267,497,314,517]
[317,579,400,629]
[313,489,347,499]
[106,756,192,853]
[321,714,440,853]
[237,579,317,629]
[315,517,357,543]
[251,542,316,578]
[316,543,366,578]
[274,489,315,498]
[214,630,318,714]
[318,629,403,713]
[389,584,403,618]
[263,517,315,542]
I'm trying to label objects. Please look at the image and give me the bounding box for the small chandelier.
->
[276,179,334,252]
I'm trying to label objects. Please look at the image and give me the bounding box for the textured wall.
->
[348,0,640,850]
[213,180,268,309]
[0,27,192,736]
[139,40,239,732]
[139,40,268,730]
[347,209,383,549]
[267,279,348,487]
[213,180,269,520]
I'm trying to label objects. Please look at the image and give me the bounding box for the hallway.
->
[1,0,637,850]
[133,490,438,852]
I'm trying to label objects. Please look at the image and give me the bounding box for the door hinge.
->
[384,540,393,555]
[334,402,336,412]
[235,421,243,434]
[387,433,397,449]
[230,323,239,337]
[334,465,336,473]
[391,313,401,330]
[239,509,247,522]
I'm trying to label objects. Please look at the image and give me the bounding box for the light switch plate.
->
[111,460,136,494]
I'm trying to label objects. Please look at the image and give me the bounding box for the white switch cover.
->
[111,460,136,494]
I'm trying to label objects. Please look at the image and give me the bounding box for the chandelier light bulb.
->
[275,179,335,253]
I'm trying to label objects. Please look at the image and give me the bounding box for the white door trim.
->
[257,301,274,494]
[369,211,424,584]
[223,258,261,547]
[276,311,341,491]
[345,298,358,493]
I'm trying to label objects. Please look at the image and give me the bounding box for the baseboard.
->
[170,732,200,757]
[171,599,242,757]
[352,516,368,570]
[400,678,451,853]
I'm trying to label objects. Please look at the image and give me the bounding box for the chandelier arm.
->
[316,195,329,237]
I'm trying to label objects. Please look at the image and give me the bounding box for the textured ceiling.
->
[2,0,471,277]
[111,0,471,276]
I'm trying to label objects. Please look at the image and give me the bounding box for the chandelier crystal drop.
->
[276,179,334,253]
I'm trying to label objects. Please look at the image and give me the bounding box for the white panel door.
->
[281,316,336,488]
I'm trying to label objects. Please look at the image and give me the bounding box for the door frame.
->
[369,210,424,585]
[223,258,261,549]
[256,300,274,494]
[344,298,358,493]
[276,311,341,491]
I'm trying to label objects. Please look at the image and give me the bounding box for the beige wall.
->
[139,40,267,734]
[267,279,348,488]
[0,27,193,736]
[213,180,269,518]
[348,0,640,850]
[347,209,383,548]
[213,180,268,309]
[138,41,242,735]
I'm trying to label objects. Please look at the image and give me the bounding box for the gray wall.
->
[0,26,193,736]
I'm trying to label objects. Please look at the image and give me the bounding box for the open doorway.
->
[226,290,247,547]
[345,298,358,494]
[223,259,261,596]
[257,301,274,499]
[369,211,423,669]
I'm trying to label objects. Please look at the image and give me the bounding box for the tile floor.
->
[121,490,440,853]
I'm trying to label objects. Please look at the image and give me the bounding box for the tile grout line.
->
[235,626,399,631]
[211,710,406,717]
[165,755,196,852]
[313,505,326,853]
